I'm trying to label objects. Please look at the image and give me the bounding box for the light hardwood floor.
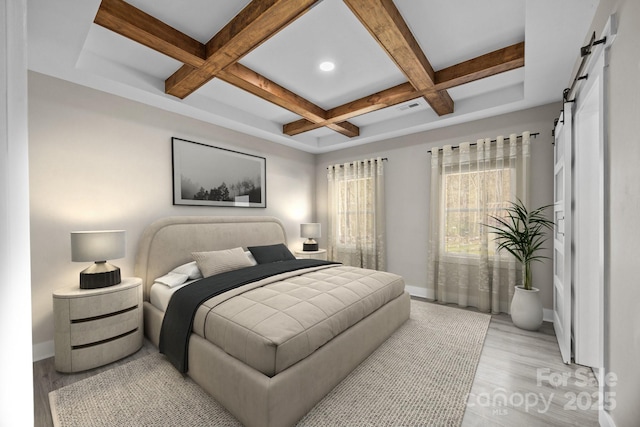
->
[33,301,599,426]
[460,312,599,426]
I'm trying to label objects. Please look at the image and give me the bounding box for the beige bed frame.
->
[135,216,410,427]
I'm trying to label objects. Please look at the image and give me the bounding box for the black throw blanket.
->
[159,259,339,372]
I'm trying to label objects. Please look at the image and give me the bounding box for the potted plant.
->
[486,199,554,330]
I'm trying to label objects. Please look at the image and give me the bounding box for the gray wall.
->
[316,104,559,311]
[28,72,316,356]
[586,0,640,425]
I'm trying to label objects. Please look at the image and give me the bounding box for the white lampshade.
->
[71,230,125,289]
[71,230,126,262]
[300,223,321,239]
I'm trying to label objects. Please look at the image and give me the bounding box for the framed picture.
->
[172,137,266,208]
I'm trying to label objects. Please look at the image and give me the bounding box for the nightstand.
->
[295,249,327,261]
[53,277,143,373]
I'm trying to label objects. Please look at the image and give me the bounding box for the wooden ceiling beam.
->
[343,0,454,116]
[220,63,325,122]
[94,0,357,137]
[326,121,360,137]
[434,42,525,90]
[284,82,415,136]
[94,0,206,68]
[284,43,525,136]
[219,63,359,137]
[165,0,319,99]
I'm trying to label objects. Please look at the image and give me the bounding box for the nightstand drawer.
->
[70,328,142,372]
[69,286,138,320]
[69,307,140,347]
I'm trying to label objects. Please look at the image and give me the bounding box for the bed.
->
[135,216,410,427]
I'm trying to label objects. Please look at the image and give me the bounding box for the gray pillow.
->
[248,243,296,264]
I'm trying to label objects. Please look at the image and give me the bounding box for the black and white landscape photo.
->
[172,137,266,207]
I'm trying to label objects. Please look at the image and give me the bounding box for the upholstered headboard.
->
[134,216,287,300]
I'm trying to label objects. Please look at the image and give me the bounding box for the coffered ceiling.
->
[27,0,598,153]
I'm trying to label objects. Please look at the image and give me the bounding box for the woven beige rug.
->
[50,300,490,427]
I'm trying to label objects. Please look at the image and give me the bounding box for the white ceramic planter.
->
[510,286,543,331]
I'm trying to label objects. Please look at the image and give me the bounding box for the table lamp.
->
[71,230,125,289]
[300,223,320,251]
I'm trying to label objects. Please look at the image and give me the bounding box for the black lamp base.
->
[303,240,319,251]
[79,262,122,289]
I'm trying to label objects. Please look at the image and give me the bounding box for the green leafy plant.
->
[485,199,554,290]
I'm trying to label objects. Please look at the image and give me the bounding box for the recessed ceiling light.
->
[319,61,335,72]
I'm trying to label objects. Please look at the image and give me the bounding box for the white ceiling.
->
[27,0,599,153]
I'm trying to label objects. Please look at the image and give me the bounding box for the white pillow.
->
[154,272,189,288]
[192,247,254,278]
[245,250,258,266]
[171,261,202,280]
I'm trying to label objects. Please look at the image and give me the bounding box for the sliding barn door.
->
[553,105,573,364]
[573,48,605,370]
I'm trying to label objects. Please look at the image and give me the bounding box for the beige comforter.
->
[190,264,405,377]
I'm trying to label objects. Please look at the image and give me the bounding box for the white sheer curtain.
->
[427,133,531,313]
[327,158,386,270]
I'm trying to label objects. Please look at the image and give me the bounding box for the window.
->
[442,166,513,257]
[327,158,386,270]
[335,177,375,248]
[426,134,531,313]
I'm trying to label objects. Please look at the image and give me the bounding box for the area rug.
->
[50,300,490,427]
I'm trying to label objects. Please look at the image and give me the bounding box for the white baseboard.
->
[404,285,433,300]
[406,285,555,323]
[33,340,54,362]
[599,409,617,427]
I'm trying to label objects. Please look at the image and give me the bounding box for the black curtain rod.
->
[563,32,607,103]
[434,132,539,151]
[327,158,388,169]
